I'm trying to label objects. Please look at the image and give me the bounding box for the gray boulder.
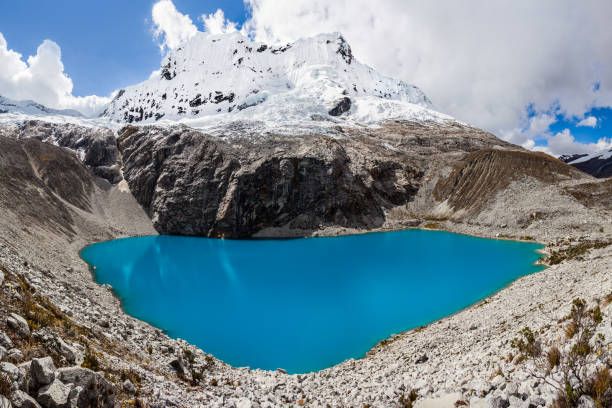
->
[6,349,24,364]
[7,314,29,339]
[30,358,56,387]
[1,362,22,382]
[37,379,71,408]
[577,395,596,408]
[0,395,12,408]
[0,332,13,348]
[10,391,40,408]
[488,396,510,408]
[0,345,7,361]
[56,367,114,408]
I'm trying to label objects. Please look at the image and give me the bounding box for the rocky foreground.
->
[0,120,610,407]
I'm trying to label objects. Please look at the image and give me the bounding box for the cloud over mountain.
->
[241,0,612,155]
[0,33,108,116]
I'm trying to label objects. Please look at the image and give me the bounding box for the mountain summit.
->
[101,32,450,128]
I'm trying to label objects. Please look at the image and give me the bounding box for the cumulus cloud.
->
[0,33,108,116]
[535,129,612,157]
[576,116,598,128]
[243,0,612,154]
[152,0,198,51]
[201,9,238,35]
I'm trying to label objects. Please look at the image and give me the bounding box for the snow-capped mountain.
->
[0,95,83,117]
[560,148,612,178]
[101,32,451,128]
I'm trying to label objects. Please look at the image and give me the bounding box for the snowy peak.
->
[0,95,83,117]
[560,148,612,178]
[101,32,445,127]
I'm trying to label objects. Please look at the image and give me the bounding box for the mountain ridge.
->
[101,32,451,130]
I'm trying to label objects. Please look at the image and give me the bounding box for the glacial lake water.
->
[80,230,544,374]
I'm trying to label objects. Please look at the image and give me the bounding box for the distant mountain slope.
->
[0,95,83,117]
[101,32,451,128]
[560,149,612,178]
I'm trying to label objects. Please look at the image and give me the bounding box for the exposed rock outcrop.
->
[117,121,514,238]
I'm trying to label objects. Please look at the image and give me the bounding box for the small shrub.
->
[82,345,101,371]
[398,390,418,408]
[564,321,577,339]
[210,378,218,386]
[547,346,561,370]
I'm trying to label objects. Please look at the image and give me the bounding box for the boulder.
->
[122,379,136,395]
[6,349,24,364]
[37,380,71,408]
[0,395,12,408]
[0,332,13,348]
[10,391,40,408]
[56,367,114,408]
[7,314,29,339]
[577,395,596,408]
[0,346,7,361]
[1,362,22,382]
[30,358,55,387]
[487,396,509,408]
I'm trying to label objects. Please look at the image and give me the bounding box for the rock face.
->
[118,125,425,237]
[9,120,122,184]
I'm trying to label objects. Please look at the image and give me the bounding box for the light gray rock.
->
[0,395,12,408]
[0,269,4,286]
[1,362,21,382]
[7,314,29,339]
[505,382,518,397]
[577,395,596,408]
[56,367,114,408]
[528,396,546,407]
[6,349,23,364]
[30,358,56,387]
[122,379,136,395]
[487,396,509,408]
[0,345,7,361]
[0,332,14,348]
[37,379,71,408]
[10,391,41,408]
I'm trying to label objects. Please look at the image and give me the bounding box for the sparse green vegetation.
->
[397,390,418,407]
[423,222,439,229]
[512,298,610,407]
[546,240,611,265]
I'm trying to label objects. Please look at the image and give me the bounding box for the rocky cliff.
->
[116,121,513,238]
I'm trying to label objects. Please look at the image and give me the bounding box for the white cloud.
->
[0,33,108,116]
[243,0,612,153]
[534,128,612,157]
[152,0,198,51]
[201,9,238,35]
[576,116,598,127]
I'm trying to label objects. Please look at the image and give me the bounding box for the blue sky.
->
[0,0,248,96]
[0,0,609,156]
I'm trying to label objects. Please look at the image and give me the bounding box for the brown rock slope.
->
[432,149,585,215]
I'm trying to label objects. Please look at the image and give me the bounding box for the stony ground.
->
[0,121,611,407]
[1,213,610,407]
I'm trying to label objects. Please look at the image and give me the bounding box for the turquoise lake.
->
[80,230,544,374]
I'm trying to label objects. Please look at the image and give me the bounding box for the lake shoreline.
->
[1,191,609,406]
